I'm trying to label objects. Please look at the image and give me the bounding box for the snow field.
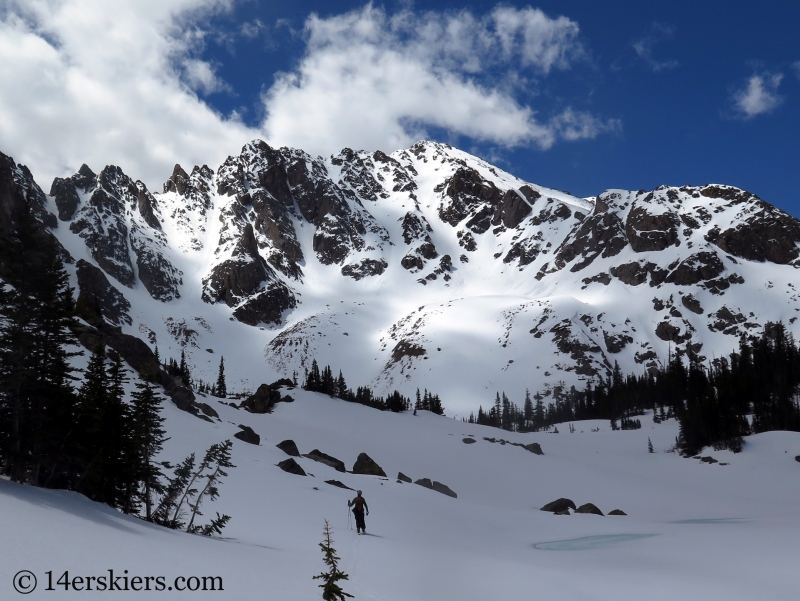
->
[3,388,800,600]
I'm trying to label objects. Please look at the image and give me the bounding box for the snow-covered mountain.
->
[4,141,800,414]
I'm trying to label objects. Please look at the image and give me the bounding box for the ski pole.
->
[347,506,352,530]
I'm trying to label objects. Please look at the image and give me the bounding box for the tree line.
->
[0,212,232,534]
[302,359,445,415]
[469,323,800,456]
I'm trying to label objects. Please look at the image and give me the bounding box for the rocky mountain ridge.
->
[2,141,800,413]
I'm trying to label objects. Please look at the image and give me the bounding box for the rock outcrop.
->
[352,453,386,477]
[540,498,577,513]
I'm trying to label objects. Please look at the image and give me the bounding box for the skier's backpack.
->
[354,496,364,512]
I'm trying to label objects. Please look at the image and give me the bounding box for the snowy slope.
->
[3,389,800,600]
[7,140,800,416]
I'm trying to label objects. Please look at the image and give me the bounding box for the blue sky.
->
[1,1,798,215]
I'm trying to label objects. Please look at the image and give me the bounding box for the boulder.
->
[304,449,346,473]
[608,509,627,516]
[700,456,718,464]
[414,478,433,489]
[397,472,412,483]
[233,424,260,445]
[540,498,576,513]
[462,437,477,444]
[325,480,353,490]
[277,458,306,476]
[522,442,544,455]
[432,481,457,498]
[352,453,386,477]
[795,456,800,463]
[276,439,300,457]
[239,381,294,413]
[575,503,604,516]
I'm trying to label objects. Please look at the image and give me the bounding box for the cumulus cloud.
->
[262,4,615,156]
[0,0,255,189]
[632,23,678,72]
[0,1,617,191]
[732,72,783,118]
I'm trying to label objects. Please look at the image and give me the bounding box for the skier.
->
[348,490,369,534]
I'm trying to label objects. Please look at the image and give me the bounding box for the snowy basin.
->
[533,534,658,551]
[671,518,749,524]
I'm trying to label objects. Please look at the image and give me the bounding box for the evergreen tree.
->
[523,389,533,431]
[313,520,354,601]
[179,349,191,387]
[130,375,167,521]
[215,357,227,398]
[186,440,234,534]
[0,211,81,485]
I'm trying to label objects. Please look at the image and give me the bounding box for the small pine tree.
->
[313,520,354,600]
[648,437,654,453]
[215,357,227,398]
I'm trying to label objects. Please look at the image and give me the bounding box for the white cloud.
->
[0,0,255,190]
[632,23,678,72]
[262,4,613,156]
[732,73,783,118]
[240,19,265,39]
[793,61,800,80]
[0,1,616,192]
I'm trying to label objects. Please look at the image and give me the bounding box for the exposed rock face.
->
[575,503,604,515]
[414,478,433,489]
[50,163,95,221]
[352,453,387,477]
[202,224,296,326]
[277,458,306,476]
[462,437,477,444]
[0,152,63,281]
[665,252,725,286]
[439,167,502,227]
[701,185,800,265]
[276,439,300,457]
[397,472,412,483]
[342,258,388,280]
[604,331,633,354]
[66,164,182,300]
[547,195,628,274]
[75,259,132,326]
[625,201,680,252]
[303,449,346,472]
[540,498,576,513]
[681,294,703,315]
[233,424,260,445]
[608,509,627,515]
[493,187,536,229]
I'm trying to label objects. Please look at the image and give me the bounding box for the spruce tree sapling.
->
[648,437,654,453]
[313,520,354,601]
